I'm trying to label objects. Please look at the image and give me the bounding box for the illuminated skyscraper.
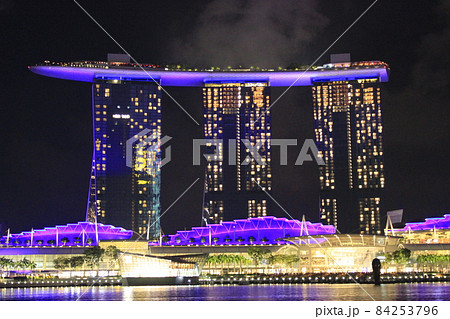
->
[30,54,389,234]
[312,59,386,234]
[86,76,162,238]
[202,82,271,224]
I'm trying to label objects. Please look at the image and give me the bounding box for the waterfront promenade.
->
[1,272,449,288]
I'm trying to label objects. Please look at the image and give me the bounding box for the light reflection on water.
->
[0,283,449,301]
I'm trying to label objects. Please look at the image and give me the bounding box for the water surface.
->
[1,283,449,301]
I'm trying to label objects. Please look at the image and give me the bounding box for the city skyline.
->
[0,0,448,236]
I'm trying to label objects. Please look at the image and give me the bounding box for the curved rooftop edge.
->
[29,63,389,86]
[391,214,450,232]
[153,215,336,246]
[0,221,133,247]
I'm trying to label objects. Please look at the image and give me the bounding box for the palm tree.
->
[21,258,36,271]
[10,258,36,274]
[227,255,236,273]
[240,255,252,274]
[29,260,37,271]
[233,255,242,274]
[215,254,229,274]
[232,254,246,273]
[220,254,230,273]
[0,257,14,278]
[206,255,219,274]
[61,237,70,246]
[36,240,43,246]
[205,255,214,273]
[213,255,223,274]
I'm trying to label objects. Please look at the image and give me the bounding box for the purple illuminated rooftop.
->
[29,60,389,86]
[153,216,335,246]
[391,214,450,232]
[0,222,133,247]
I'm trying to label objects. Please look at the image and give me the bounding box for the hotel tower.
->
[312,54,386,235]
[202,82,272,224]
[86,55,162,238]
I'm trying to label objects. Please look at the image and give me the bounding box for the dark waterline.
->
[0,283,449,301]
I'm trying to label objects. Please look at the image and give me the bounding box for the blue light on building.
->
[396,214,450,231]
[0,222,133,247]
[86,78,162,238]
[154,216,335,246]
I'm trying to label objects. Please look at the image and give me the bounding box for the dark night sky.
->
[0,0,448,235]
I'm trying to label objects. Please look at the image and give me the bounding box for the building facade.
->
[30,55,389,232]
[313,67,386,234]
[86,77,162,238]
[202,82,272,224]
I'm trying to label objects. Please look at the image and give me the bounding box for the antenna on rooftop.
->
[300,215,309,237]
[385,209,403,236]
[384,215,395,236]
[6,228,10,247]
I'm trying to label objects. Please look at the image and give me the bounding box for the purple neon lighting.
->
[394,214,450,232]
[29,65,389,86]
[152,216,335,246]
[0,222,133,247]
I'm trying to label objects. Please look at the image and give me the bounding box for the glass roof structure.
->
[155,216,335,246]
[0,222,133,247]
[392,214,450,232]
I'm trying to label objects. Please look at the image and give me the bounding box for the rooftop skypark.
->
[29,58,389,86]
